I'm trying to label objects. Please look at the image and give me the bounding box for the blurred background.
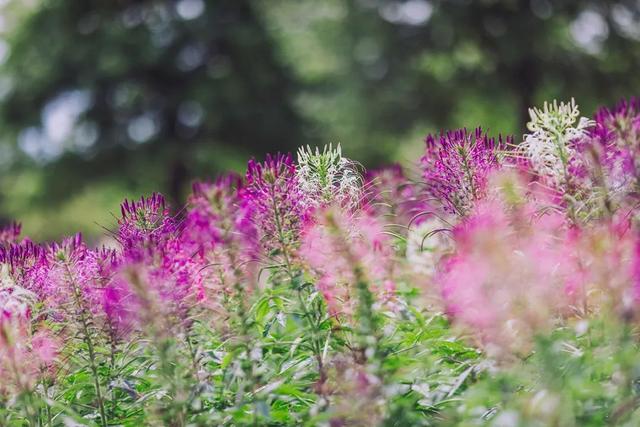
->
[0,0,639,241]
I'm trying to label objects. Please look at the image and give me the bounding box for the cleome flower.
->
[0,222,22,245]
[244,153,309,261]
[589,97,640,201]
[118,193,177,261]
[181,175,259,321]
[296,143,363,210]
[421,127,508,216]
[436,187,574,357]
[300,206,397,319]
[0,246,59,397]
[519,98,594,190]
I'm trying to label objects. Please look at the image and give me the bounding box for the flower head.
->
[519,98,594,190]
[115,192,216,333]
[588,98,640,200]
[245,153,308,258]
[437,191,572,356]
[296,143,363,209]
[421,127,507,216]
[0,222,21,245]
[118,193,176,261]
[0,287,59,396]
[183,174,256,256]
[565,216,640,321]
[182,175,258,318]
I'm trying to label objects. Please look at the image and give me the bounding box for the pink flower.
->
[0,292,59,395]
[301,207,397,318]
[565,215,640,321]
[437,195,574,356]
[32,329,59,365]
[179,176,259,319]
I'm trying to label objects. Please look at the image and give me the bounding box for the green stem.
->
[108,332,118,420]
[65,264,108,427]
[269,185,329,389]
[42,378,53,427]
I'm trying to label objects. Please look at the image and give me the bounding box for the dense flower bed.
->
[2,99,640,426]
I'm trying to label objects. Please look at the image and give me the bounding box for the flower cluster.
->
[2,102,640,425]
[244,153,308,260]
[437,178,572,356]
[181,175,258,320]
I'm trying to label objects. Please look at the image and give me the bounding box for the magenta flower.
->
[41,234,109,322]
[91,247,134,340]
[589,98,640,200]
[0,241,49,319]
[0,222,21,244]
[421,128,508,216]
[183,174,256,256]
[181,175,258,315]
[118,193,176,261]
[116,193,202,330]
[244,153,308,261]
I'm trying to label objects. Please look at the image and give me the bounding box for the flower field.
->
[2,98,640,426]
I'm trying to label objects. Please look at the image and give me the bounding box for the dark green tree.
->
[0,0,307,208]
[264,0,640,163]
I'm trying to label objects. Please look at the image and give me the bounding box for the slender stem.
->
[65,264,108,427]
[269,186,293,276]
[269,184,329,389]
[108,330,118,420]
[185,331,200,381]
[42,377,53,427]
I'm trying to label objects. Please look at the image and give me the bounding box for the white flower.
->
[519,98,594,188]
[296,143,363,209]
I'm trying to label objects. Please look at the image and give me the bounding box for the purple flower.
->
[183,174,255,256]
[0,222,21,244]
[44,234,102,317]
[421,128,508,216]
[589,98,640,199]
[118,193,176,261]
[180,175,259,318]
[116,194,199,329]
[244,153,308,259]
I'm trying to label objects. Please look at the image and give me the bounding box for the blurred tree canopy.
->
[0,0,639,240]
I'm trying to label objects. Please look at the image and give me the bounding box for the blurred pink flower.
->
[301,207,397,318]
[437,194,574,356]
